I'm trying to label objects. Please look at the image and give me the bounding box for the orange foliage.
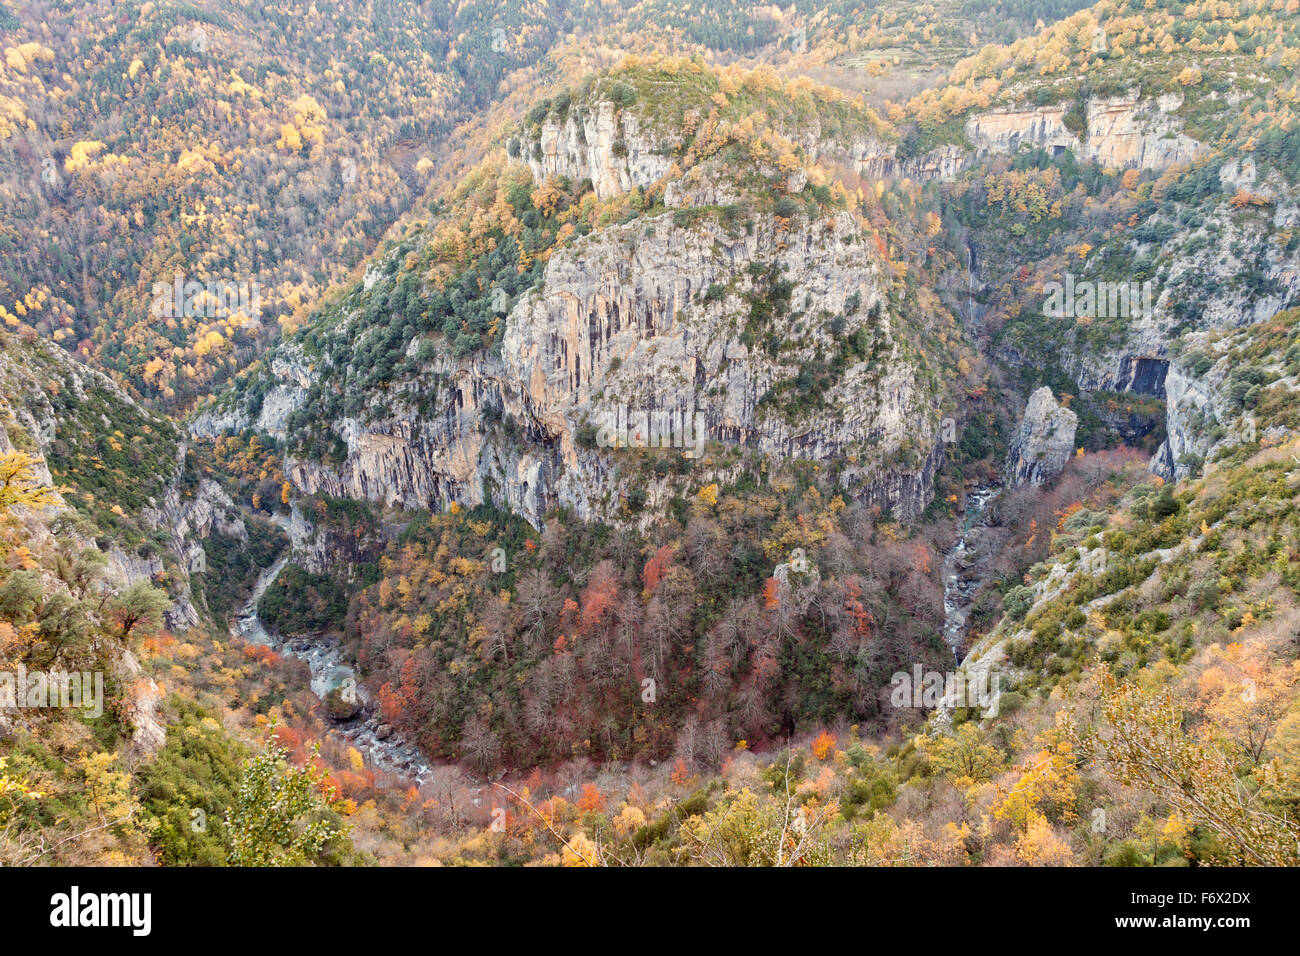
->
[576,783,606,813]
[642,545,674,592]
[670,759,690,786]
[580,568,620,633]
[242,643,283,666]
[812,729,836,760]
[843,578,874,636]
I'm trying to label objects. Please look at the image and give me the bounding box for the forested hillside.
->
[2,0,1300,870]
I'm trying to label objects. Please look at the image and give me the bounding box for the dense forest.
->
[2,0,1300,875]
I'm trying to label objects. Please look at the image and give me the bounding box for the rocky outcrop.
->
[216,87,999,529]
[967,104,1073,156]
[142,462,253,628]
[523,101,675,200]
[121,649,166,762]
[772,554,821,614]
[965,91,1201,170]
[1005,387,1078,487]
[844,89,1199,188]
[1151,357,1223,480]
[851,142,969,183]
[274,203,945,528]
[521,91,964,202]
[1150,314,1300,482]
[282,346,557,523]
[192,349,314,439]
[281,501,386,577]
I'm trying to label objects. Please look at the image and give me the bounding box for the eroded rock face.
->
[842,90,1201,190]
[505,209,911,460]
[525,101,675,200]
[282,347,556,525]
[1005,387,1078,487]
[192,349,314,439]
[1149,317,1299,483]
[277,205,944,528]
[1152,358,1222,481]
[1036,174,1300,480]
[121,649,166,762]
[523,97,965,199]
[772,556,821,614]
[965,92,1202,171]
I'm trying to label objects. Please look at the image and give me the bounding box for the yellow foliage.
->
[0,452,59,513]
[3,43,54,74]
[276,123,303,152]
[64,141,106,173]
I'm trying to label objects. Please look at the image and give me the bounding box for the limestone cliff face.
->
[280,345,558,525]
[508,211,903,450]
[524,101,675,200]
[851,141,968,183]
[147,460,250,629]
[991,157,1299,483]
[966,91,1201,170]
[270,202,943,528]
[193,350,314,439]
[1151,356,1225,480]
[844,89,1199,187]
[1150,315,1300,482]
[519,94,965,194]
[1005,387,1078,487]
[511,208,941,518]
[280,501,387,578]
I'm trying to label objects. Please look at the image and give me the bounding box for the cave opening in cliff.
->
[1120,356,1169,397]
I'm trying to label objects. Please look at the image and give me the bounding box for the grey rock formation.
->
[258,203,946,529]
[524,101,674,200]
[1005,387,1078,487]
[121,649,166,762]
[965,91,1201,171]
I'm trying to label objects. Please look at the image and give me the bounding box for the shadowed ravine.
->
[234,519,433,784]
[943,485,1000,664]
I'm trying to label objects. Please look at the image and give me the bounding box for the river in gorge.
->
[232,519,433,783]
[231,482,1000,781]
[942,484,1000,664]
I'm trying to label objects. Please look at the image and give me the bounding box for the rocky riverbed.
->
[232,523,433,783]
[942,485,1000,663]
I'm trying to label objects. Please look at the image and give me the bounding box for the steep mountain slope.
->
[0,0,1097,415]
[174,0,1300,867]
[205,60,973,526]
[6,0,1300,869]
